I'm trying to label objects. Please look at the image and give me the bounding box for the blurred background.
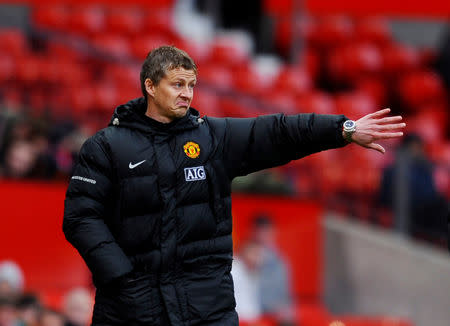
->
[0,0,449,325]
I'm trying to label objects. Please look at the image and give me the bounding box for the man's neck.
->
[145,103,173,124]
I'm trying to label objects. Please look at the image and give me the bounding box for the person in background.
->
[379,134,448,242]
[0,261,24,301]
[16,294,41,326]
[251,215,295,325]
[62,288,93,326]
[39,309,65,326]
[232,240,264,323]
[0,140,38,179]
[0,297,20,326]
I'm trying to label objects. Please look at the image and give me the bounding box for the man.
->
[251,215,294,325]
[232,240,263,323]
[62,287,93,326]
[379,134,448,240]
[63,45,405,326]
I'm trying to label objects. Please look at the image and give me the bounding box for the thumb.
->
[365,142,385,154]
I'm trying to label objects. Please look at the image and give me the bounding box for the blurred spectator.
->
[233,215,295,325]
[40,309,64,326]
[52,128,87,180]
[0,112,56,179]
[251,215,295,326]
[232,240,264,322]
[379,134,448,242]
[0,261,24,300]
[0,140,39,178]
[62,288,93,326]
[0,297,20,326]
[16,294,41,326]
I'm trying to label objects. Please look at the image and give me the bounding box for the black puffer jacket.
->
[63,97,348,326]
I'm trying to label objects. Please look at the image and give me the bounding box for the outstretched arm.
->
[208,113,349,179]
[348,108,406,153]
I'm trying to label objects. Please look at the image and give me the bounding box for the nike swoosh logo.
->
[129,160,146,169]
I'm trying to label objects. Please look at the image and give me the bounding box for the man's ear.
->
[145,78,155,98]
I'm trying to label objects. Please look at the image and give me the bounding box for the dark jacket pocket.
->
[93,273,159,324]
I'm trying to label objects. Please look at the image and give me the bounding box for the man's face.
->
[146,67,197,123]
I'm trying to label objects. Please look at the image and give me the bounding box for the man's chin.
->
[172,107,188,117]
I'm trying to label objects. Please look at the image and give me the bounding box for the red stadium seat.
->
[198,65,234,91]
[355,77,387,106]
[116,86,142,106]
[382,44,420,77]
[274,16,316,57]
[219,98,254,118]
[130,35,171,60]
[429,141,450,166]
[0,29,28,57]
[28,89,48,116]
[32,5,70,31]
[407,107,448,144]
[68,85,95,117]
[174,39,212,65]
[59,61,90,86]
[262,90,297,114]
[327,42,382,85]
[264,0,294,17]
[209,38,250,69]
[300,50,321,80]
[104,63,140,88]
[232,66,269,97]
[334,91,377,118]
[68,6,106,36]
[91,82,119,113]
[275,66,313,96]
[190,89,223,117]
[353,17,391,46]
[309,16,354,50]
[397,70,446,111]
[0,53,15,84]
[15,56,41,84]
[141,10,178,39]
[91,34,131,58]
[296,91,336,114]
[105,9,143,36]
[38,57,61,84]
[45,41,83,61]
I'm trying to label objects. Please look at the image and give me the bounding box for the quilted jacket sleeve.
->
[63,133,133,286]
[210,113,348,178]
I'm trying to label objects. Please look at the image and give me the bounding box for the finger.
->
[366,142,385,154]
[377,116,403,124]
[366,108,391,119]
[374,131,404,139]
[376,123,406,131]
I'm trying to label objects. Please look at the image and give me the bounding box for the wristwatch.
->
[343,120,357,142]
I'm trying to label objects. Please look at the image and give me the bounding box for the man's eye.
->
[189,84,195,89]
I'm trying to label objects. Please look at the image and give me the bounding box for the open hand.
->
[349,108,406,154]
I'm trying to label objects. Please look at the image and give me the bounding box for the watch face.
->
[344,120,355,128]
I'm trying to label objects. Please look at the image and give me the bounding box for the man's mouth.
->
[176,102,189,108]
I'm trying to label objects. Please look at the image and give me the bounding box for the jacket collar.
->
[109,97,201,134]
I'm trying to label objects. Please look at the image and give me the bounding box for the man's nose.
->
[180,86,192,99]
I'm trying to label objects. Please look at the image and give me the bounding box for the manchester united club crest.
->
[183,141,200,159]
